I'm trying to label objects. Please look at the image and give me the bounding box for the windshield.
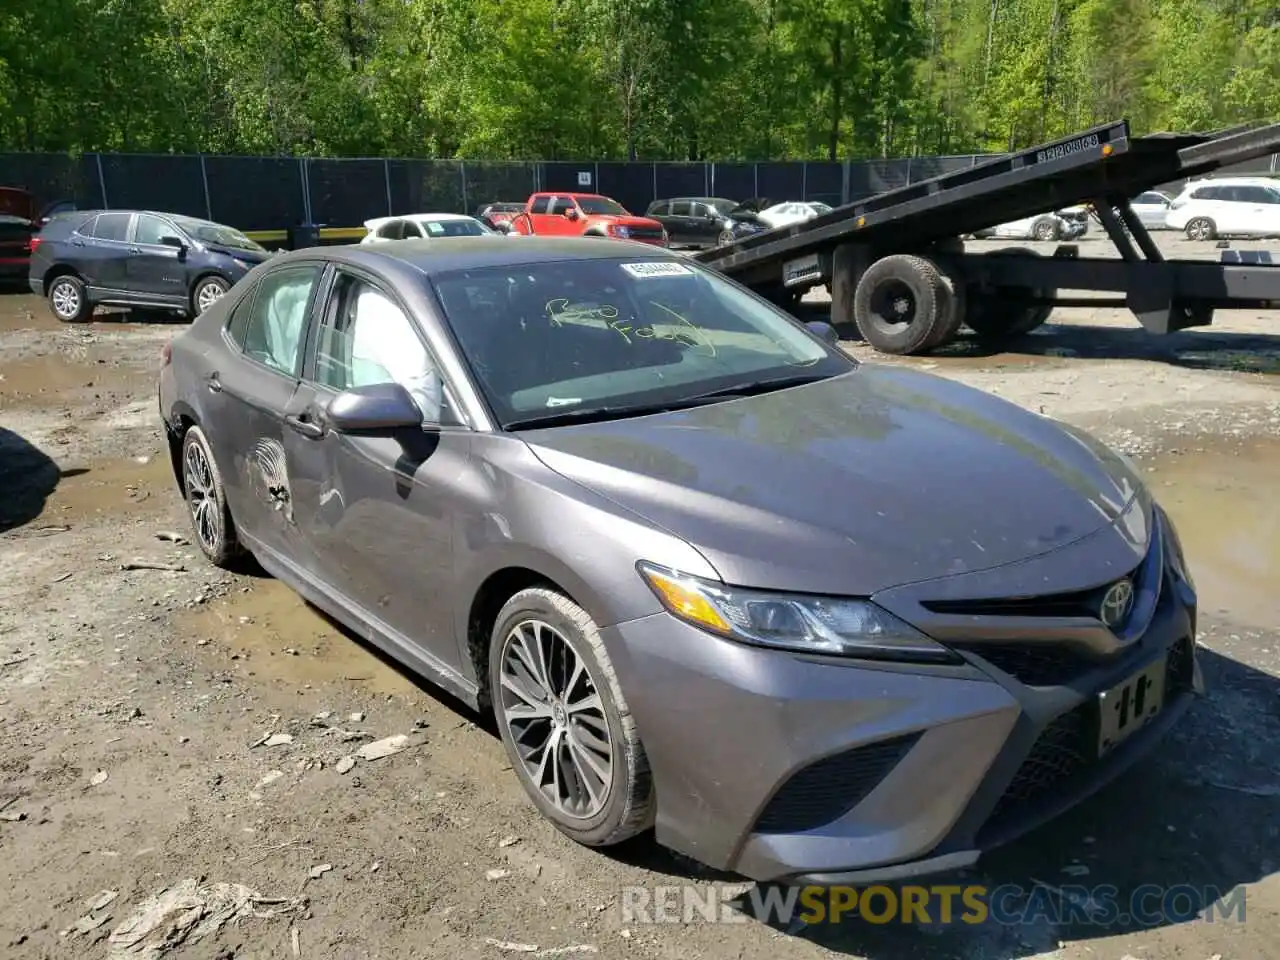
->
[419,218,492,237]
[576,197,629,216]
[174,217,264,252]
[432,258,851,429]
[809,202,833,214]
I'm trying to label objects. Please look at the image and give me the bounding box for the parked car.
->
[716,202,772,246]
[158,235,1199,885]
[644,197,741,248]
[754,201,834,229]
[28,209,272,322]
[1165,177,1280,240]
[476,203,527,231]
[972,208,1089,242]
[0,187,37,283]
[361,213,495,243]
[508,193,667,245]
[1129,191,1175,230]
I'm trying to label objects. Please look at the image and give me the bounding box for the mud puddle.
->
[179,578,418,695]
[1141,435,1280,628]
[41,454,175,522]
[0,353,143,407]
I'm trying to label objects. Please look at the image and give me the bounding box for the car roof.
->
[274,236,687,277]
[1184,176,1279,187]
[364,213,480,230]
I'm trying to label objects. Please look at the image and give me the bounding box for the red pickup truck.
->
[507,192,668,246]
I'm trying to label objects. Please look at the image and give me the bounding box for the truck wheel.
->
[965,247,1054,341]
[852,254,953,355]
[924,265,967,350]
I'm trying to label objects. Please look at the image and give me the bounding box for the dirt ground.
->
[1,232,1278,960]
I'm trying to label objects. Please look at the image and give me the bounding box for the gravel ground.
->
[1,232,1278,960]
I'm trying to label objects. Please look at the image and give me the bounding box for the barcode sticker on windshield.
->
[621,261,695,279]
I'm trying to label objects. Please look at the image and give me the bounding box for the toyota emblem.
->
[1099,578,1135,629]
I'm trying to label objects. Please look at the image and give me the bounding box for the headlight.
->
[1159,508,1194,589]
[637,563,958,663]
[612,225,631,238]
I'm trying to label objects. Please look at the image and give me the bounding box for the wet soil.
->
[1,231,1279,960]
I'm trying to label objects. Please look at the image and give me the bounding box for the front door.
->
[206,261,326,565]
[127,213,190,302]
[283,267,469,673]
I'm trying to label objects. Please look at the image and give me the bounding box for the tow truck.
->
[692,120,1280,355]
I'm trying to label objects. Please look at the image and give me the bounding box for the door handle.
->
[206,373,222,393]
[285,413,325,439]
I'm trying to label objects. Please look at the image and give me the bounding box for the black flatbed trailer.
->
[692,119,1280,355]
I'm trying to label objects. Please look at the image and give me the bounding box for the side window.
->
[376,220,403,240]
[529,196,551,214]
[313,273,443,422]
[225,283,260,347]
[92,212,131,242]
[1241,186,1280,204]
[1138,192,1165,205]
[401,220,424,238]
[75,215,99,237]
[671,200,693,216]
[549,197,577,216]
[134,214,172,246]
[648,201,670,216]
[240,265,321,376]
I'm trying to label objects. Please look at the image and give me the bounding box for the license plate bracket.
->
[1097,655,1167,757]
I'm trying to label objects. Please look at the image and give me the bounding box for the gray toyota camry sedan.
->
[158,236,1201,884]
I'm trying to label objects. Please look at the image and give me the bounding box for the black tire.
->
[192,276,230,317]
[852,254,952,355]
[489,587,654,847]
[47,273,92,323]
[965,247,1054,341]
[1032,218,1060,242]
[717,230,735,247]
[1185,217,1216,242]
[180,425,243,567]
[925,265,967,350]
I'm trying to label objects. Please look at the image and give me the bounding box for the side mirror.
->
[806,320,840,345]
[160,236,187,254]
[565,208,580,220]
[327,382,426,435]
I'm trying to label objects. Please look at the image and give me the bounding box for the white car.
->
[755,201,833,229]
[1165,177,1280,241]
[972,209,1089,242]
[360,213,496,244]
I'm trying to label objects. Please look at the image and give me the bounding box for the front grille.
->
[753,733,920,835]
[923,585,1109,619]
[956,642,1098,686]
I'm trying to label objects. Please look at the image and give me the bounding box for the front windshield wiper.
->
[503,372,835,431]
[682,371,834,401]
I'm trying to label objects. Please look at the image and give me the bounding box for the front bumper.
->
[606,515,1199,884]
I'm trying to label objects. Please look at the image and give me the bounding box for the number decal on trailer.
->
[1035,133,1102,164]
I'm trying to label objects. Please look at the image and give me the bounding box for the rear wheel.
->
[490,587,654,847]
[852,254,954,355]
[181,425,243,567]
[965,247,1054,341]
[1185,217,1216,242]
[717,230,735,247]
[47,274,92,323]
[1032,218,1060,241]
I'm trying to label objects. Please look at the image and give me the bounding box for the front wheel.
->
[490,587,654,847]
[1185,217,1216,242]
[48,274,92,322]
[1032,219,1060,242]
[192,276,230,316]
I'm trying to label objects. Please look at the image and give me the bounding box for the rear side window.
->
[529,197,551,214]
[238,265,323,376]
[647,201,670,216]
[225,282,260,347]
[376,220,403,239]
[671,200,693,216]
[92,212,131,241]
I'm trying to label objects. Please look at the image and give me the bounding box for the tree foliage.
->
[1,0,1276,158]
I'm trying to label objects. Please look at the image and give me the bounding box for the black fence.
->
[2,150,1278,233]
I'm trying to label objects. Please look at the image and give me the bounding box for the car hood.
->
[209,245,272,262]
[522,366,1150,596]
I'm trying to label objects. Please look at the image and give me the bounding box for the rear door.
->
[667,200,694,244]
[1132,191,1170,229]
[526,195,555,234]
[206,260,327,564]
[79,211,134,288]
[126,213,189,300]
[1236,185,1280,236]
[687,201,721,246]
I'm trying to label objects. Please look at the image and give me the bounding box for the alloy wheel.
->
[196,281,226,313]
[51,280,79,319]
[183,439,221,554]
[498,619,614,820]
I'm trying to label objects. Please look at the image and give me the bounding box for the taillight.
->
[27,236,41,254]
[160,340,173,367]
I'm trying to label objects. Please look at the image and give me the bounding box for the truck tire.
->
[924,265,967,350]
[964,247,1054,341]
[852,254,953,355]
